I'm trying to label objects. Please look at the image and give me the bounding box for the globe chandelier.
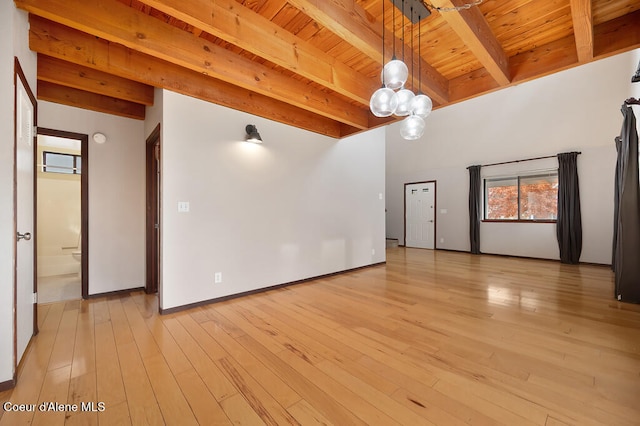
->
[370,0,484,140]
[370,0,431,140]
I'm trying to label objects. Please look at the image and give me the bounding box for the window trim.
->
[482,172,558,223]
[482,219,558,224]
[42,150,82,175]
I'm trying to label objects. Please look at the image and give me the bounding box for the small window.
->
[43,151,81,174]
[484,172,558,221]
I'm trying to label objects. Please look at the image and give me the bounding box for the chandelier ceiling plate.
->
[390,0,431,24]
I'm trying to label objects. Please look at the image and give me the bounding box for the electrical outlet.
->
[214,272,222,284]
[372,248,376,255]
[440,238,444,243]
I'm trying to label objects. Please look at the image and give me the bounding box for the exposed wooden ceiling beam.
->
[451,36,581,103]
[37,54,154,105]
[136,0,375,106]
[593,9,640,59]
[451,14,640,105]
[428,0,510,86]
[448,67,499,103]
[287,0,449,105]
[28,15,344,137]
[16,0,371,129]
[287,0,380,60]
[510,35,578,83]
[569,0,593,62]
[38,80,146,119]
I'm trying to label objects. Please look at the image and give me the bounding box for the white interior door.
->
[405,182,435,249]
[15,64,36,366]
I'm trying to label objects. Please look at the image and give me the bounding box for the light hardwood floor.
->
[1,248,639,425]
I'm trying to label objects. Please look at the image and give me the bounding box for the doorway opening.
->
[36,128,88,302]
[145,124,160,296]
[404,181,437,249]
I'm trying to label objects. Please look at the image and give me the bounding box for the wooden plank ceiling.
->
[15,0,640,138]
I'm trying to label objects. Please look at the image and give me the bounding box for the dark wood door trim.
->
[37,127,89,299]
[145,124,160,295]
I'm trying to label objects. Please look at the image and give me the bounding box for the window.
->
[484,172,558,221]
[43,151,81,174]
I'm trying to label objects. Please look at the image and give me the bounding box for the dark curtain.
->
[469,165,481,254]
[612,136,622,268]
[613,106,640,303]
[556,152,582,264]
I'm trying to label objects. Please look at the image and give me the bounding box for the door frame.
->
[145,124,160,295]
[403,180,437,249]
[36,128,89,299]
[13,57,38,378]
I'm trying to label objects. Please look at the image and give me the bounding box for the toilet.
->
[72,233,81,277]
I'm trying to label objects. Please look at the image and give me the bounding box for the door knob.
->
[17,232,31,241]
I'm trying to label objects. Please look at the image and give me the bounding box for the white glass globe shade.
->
[411,94,433,118]
[393,88,415,117]
[382,59,408,90]
[400,115,425,140]
[369,87,398,117]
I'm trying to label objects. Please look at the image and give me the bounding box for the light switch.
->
[440,209,447,214]
[178,201,190,212]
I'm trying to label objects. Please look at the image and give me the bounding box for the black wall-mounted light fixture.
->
[632,60,640,83]
[245,124,263,143]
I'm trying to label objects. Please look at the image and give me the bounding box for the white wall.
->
[145,87,164,138]
[0,5,36,385]
[38,102,146,295]
[159,90,385,310]
[387,49,640,264]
